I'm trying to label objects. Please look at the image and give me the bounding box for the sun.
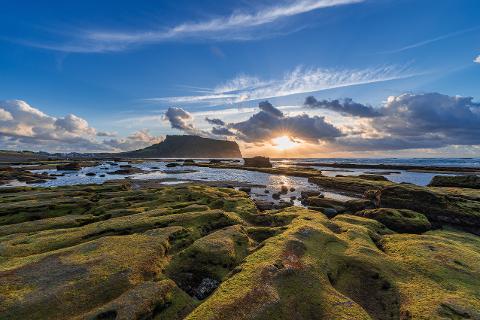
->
[272,135,298,150]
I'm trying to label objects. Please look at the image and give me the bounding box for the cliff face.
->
[123,135,242,158]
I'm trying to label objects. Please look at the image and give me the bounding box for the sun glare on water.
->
[272,135,298,150]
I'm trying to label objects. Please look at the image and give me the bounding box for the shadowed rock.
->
[243,156,272,168]
[428,175,480,189]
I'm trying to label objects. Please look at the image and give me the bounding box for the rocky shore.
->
[1,168,479,319]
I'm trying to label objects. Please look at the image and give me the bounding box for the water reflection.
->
[24,161,356,202]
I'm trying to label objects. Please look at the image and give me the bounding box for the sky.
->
[0,0,479,157]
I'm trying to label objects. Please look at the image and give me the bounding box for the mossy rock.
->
[167,225,252,299]
[353,208,431,233]
[428,175,480,189]
[357,174,389,182]
[187,209,480,319]
[308,175,393,195]
[379,184,480,234]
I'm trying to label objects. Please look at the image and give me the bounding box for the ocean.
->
[273,158,480,168]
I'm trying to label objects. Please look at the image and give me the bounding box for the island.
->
[121,135,242,158]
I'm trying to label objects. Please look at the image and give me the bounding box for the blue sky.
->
[0,0,479,156]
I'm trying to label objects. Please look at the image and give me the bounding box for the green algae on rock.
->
[1,181,480,319]
[353,208,431,234]
[378,184,480,234]
[187,208,480,320]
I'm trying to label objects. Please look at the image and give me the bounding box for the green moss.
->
[246,226,285,243]
[1,181,479,319]
[353,208,431,233]
[167,225,252,298]
[379,184,480,233]
[186,208,480,320]
[308,175,393,195]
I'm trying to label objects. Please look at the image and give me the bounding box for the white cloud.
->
[0,100,162,152]
[55,114,96,135]
[474,55,480,63]
[24,0,364,53]
[104,130,163,151]
[0,100,104,151]
[150,65,417,105]
[0,108,13,121]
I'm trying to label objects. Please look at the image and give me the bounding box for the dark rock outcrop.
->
[357,174,389,182]
[56,162,81,171]
[107,167,145,175]
[428,175,480,189]
[243,156,272,168]
[300,190,323,199]
[166,163,180,168]
[301,197,346,214]
[122,135,242,158]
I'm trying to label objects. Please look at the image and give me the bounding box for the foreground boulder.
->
[354,208,431,233]
[428,174,480,189]
[243,156,272,168]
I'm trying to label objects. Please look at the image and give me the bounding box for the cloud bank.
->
[204,93,480,151]
[0,100,162,152]
[4,92,480,154]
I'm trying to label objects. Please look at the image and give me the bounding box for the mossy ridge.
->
[309,175,480,234]
[353,208,431,234]
[0,207,243,259]
[0,182,253,229]
[308,175,393,195]
[428,175,480,189]
[185,208,374,320]
[0,227,196,320]
[186,207,480,320]
[380,229,480,318]
[379,184,480,233]
[167,225,253,299]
